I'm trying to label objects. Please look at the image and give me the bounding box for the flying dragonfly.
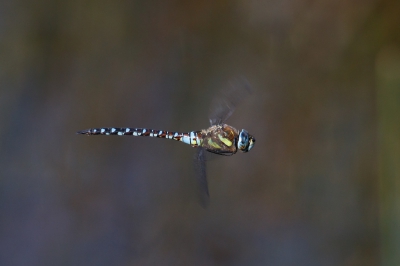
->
[77,77,255,206]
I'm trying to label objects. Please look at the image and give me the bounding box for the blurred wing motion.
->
[194,77,253,205]
[209,76,253,126]
[193,147,209,207]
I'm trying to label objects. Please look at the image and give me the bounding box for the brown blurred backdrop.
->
[1,0,399,265]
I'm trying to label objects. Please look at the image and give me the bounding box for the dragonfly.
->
[77,77,255,206]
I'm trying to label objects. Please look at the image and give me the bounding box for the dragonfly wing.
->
[209,76,253,126]
[193,147,209,207]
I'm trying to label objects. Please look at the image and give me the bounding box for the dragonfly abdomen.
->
[77,127,202,147]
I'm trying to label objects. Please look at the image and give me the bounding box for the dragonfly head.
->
[237,129,255,152]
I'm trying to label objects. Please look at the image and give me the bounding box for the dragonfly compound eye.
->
[238,129,250,151]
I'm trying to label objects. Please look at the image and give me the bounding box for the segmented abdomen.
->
[77,127,202,147]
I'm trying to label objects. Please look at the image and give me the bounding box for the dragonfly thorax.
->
[198,124,255,156]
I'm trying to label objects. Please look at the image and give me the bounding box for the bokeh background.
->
[1,0,399,265]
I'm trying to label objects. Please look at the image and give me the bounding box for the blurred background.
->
[1,0,399,265]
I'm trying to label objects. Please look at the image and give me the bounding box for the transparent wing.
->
[209,76,253,126]
[193,147,209,207]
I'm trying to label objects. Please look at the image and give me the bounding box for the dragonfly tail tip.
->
[76,129,90,135]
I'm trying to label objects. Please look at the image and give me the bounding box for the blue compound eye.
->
[238,129,249,151]
[237,129,255,152]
